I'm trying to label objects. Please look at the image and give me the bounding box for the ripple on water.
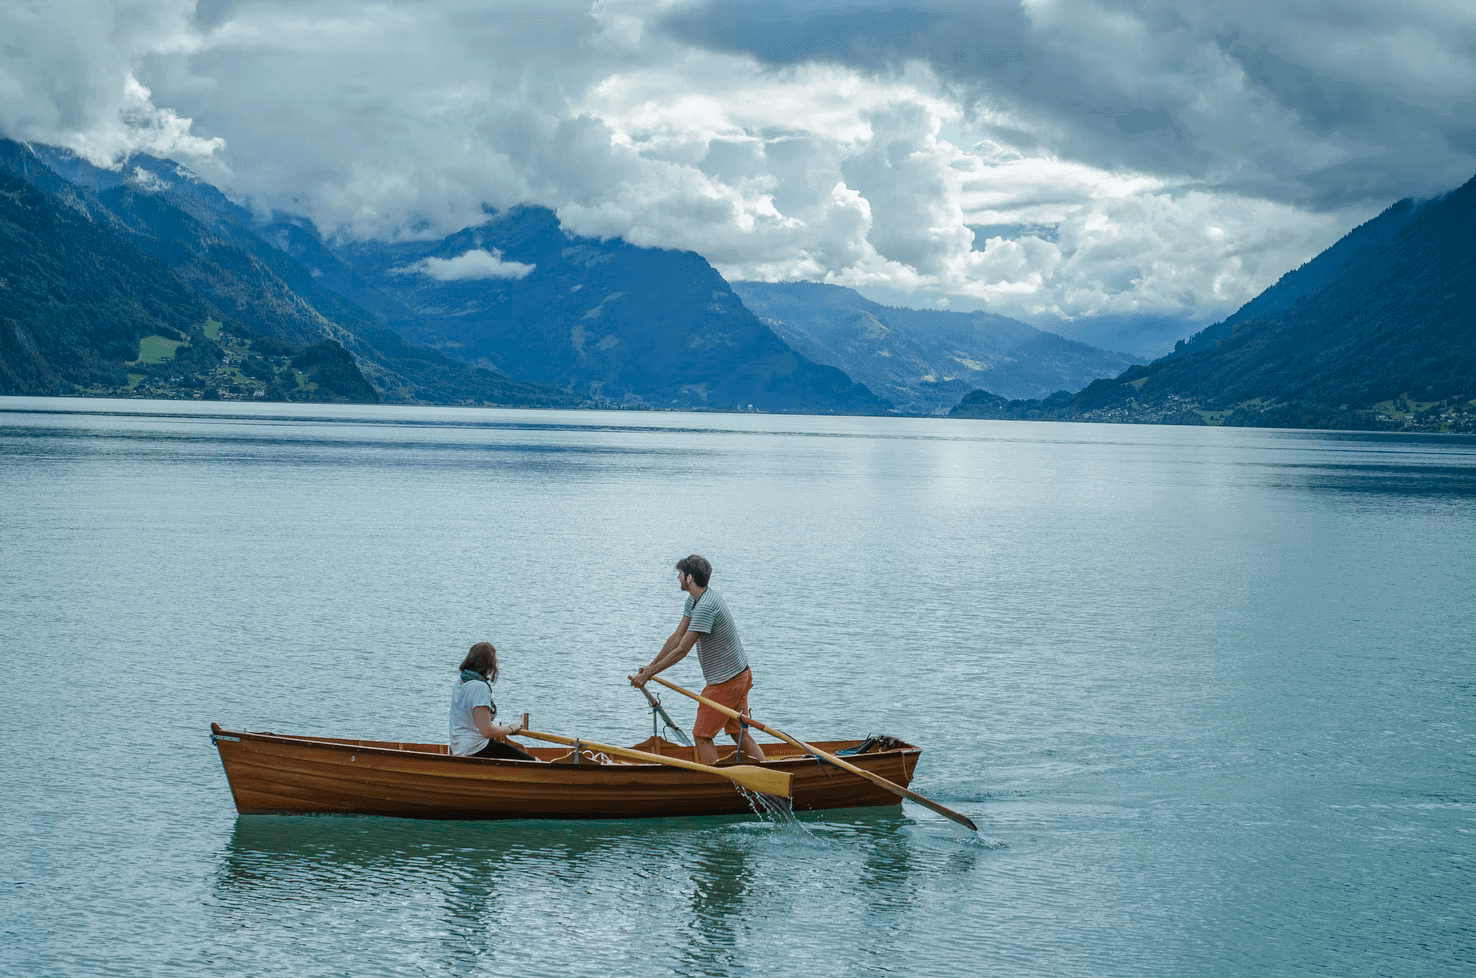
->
[5,406,1475,977]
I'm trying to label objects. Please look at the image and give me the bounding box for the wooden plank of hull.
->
[220,739,751,819]
[789,751,918,812]
[212,725,921,820]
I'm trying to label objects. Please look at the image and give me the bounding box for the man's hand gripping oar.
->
[650,676,977,831]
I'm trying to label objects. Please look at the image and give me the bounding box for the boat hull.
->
[211,724,921,820]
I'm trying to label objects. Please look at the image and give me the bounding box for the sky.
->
[2,0,1474,330]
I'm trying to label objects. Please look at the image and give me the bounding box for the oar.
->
[650,676,977,831]
[518,729,792,798]
[637,684,694,747]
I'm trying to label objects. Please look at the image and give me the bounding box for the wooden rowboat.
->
[210,722,922,820]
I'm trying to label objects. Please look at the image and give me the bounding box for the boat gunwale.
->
[210,723,921,774]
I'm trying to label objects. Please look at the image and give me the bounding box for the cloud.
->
[0,2,223,165]
[2,0,1473,328]
[128,163,169,193]
[662,0,1476,208]
[392,249,535,281]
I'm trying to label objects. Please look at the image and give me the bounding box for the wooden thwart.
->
[518,729,793,798]
[650,676,977,831]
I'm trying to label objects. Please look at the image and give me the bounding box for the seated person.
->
[450,641,534,760]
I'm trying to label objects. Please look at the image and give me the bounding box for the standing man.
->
[630,555,766,765]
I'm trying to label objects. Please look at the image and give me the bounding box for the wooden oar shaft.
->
[637,684,694,747]
[650,676,977,831]
[519,729,792,798]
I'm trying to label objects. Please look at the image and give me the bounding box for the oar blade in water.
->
[651,675,977,831]
[724,764,792,798]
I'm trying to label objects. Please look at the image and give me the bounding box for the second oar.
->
[650,676,977,831]
[517,729,792,798]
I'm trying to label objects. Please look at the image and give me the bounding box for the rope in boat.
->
[551,747,616,765]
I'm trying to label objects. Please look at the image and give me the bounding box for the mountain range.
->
[953,171,1476,432]
[7,136,1467,429]
[0,140,1152,415]
[0,142,573,406]
[275,208,885,413]
[0,141,887,413]
[731,281,1143,414]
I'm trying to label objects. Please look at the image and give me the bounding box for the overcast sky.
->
[3,0,1474,324]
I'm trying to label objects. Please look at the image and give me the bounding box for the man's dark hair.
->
[676,554,712,588]
[459,641,499,682]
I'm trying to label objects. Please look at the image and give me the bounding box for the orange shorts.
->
[693,667,753,740]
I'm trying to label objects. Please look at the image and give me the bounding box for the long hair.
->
[459,641,499,682]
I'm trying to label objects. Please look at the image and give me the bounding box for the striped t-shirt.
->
[684,587,748,685]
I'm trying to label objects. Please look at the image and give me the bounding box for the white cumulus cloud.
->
[393,249,536,281]
[0,3,222,166]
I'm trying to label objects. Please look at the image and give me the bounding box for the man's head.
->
[675,554,712,589]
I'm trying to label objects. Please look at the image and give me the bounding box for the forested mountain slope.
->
[0,168,212,394]
[1,143,574,407]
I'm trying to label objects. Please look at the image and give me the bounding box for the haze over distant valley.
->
[732,281,1142,414]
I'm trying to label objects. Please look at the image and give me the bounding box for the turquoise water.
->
[2,397,1473,976]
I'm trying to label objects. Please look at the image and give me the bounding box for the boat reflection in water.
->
[212,806,934,973]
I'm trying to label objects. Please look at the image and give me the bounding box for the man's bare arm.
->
[630,618,698,686]
[660,617,690,654]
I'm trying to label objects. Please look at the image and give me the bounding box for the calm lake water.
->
[2,396,1473,977]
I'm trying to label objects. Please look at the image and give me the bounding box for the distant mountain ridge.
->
[298,208,888,413]
[952,171,1476,431]
[19,135,1467,428]
[0,141,887,414]
[730,281,1143,414]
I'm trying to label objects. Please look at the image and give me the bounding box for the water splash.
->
[965,833,1009,850]
[736,786,814,837]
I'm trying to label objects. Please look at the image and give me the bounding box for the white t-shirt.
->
[449,678,495,756]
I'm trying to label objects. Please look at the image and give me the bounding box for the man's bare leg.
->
[694,735,719,765]
[737,730,765,763]
[696,732,764,764]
